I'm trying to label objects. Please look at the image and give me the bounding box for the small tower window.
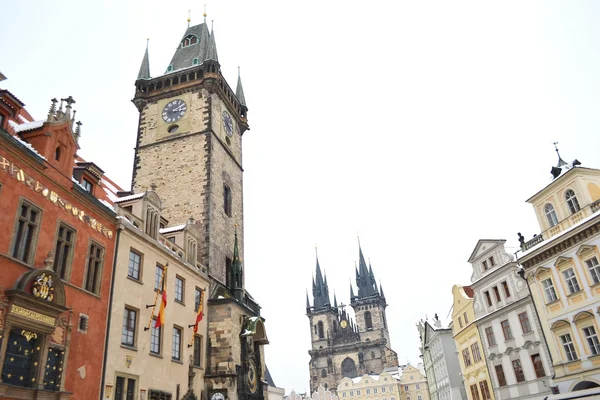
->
[82,179,93,193]
[318,321,324,339]
[55,146,61,161]
[223,184,232,217]
[565,189,580,214]
[182,35,199,48]
[321,369,327,378]
[193,58,200,65]
[544,203,559,227]
[365,311,373,330]
[167,65,174,72]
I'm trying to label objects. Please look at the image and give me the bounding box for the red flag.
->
[193,290,204,333]
[155,288,167,328]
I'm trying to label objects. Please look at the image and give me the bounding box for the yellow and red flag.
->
[193,290,204,333]
[155,286,167,328]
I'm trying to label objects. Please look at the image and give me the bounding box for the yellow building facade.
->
[337,372,402,400]
[518,159,600,395]
[452,285,495,400]
[399,365,430,400]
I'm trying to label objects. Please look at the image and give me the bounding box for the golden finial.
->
[187,10,191,27]
[203,4,207,22]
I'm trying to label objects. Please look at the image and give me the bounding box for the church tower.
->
[131,19,248,287]
[130,17,267,400]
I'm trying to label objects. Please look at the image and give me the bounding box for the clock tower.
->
[131,19,267,400]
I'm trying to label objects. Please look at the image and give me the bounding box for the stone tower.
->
[307,247,398,394]
[131,20,267,400]
[131,21,248,287]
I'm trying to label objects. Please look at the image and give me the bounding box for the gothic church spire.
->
[137,40,151,80]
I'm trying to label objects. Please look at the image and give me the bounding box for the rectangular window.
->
[82,179,93,193]
[172,326,182,360]
[150,319,161,354]
[175,276,184,303]
[382,387,386,393]
[519,312,532,334]
[531,354,545,378]
[482,260,488,271]
[542,278,558,303]
[501,320,513,340]
[155,264,165,291]
[85,242,104,294]
[195,287,202,311]
[471,342,482,363]
[489,256,495,267]
[193,335,202,367]
[464,312,469,324]
[469,384,480,400]
[512,359,525,382]
[114,376,136,400]
[367,389,371,395]
[562,268,581,294]
[11,201,41,264]
[458,317,463,329]
[462,348,472,366]
[502,281,510,298]
[121,307,137,347]
[223,184,232,217]
[484,291,492,307]
[479,380,491,400]
[128,250,141,280]
[495,365,507,387]
[53,223,75,280]
[374,388,378,394]
[404,386,408,391]
[485,327,496,346]
[586,257,600,284]
[583,326,600,356]
[493,286,501,302]
[560,333,577,361]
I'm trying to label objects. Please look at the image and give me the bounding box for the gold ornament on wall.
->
[21,330,37,342]
[126,355,133,368]
[33,273,55,302]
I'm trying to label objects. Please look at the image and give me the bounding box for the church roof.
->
[167,23,212,73]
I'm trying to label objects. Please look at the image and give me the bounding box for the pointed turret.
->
[231,228,243,301]
[306,290,311,312]
[356,244,378,298]
[137,40,151,80]
[205,24,219,62]
[167,22,211,73]
[312,256,331,310]
[334,292,338,309]
[350,281,356,301]
[236,68,247,108]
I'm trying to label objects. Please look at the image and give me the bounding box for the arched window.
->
[193,58,200,65]
[341,357,358,378]
[318,321,324,339]
[181,35,199,48]
[321,369,327,378]
[565,190,581,214]
[54,146,61,161]
[371,351,376,359]
[544,203,559,227]
[365,311,373,330]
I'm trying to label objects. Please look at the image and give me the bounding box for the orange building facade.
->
[0,89,120,399]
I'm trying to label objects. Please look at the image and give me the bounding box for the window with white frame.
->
[560,333,578,361]
[544,203,559,227]
[542,278,558,303]
[565,189,580,214]
[562,268,581,294]
[586,257,600,285]
[175,275,184,303]
[583,326,600,355]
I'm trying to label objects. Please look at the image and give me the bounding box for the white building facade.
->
[417,317,467,400]
[469,240,553,399]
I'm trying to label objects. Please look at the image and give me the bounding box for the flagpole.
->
[145,264,168,331]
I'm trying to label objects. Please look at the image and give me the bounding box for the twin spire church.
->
[306,246,398,393]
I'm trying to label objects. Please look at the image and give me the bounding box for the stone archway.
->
[573,380,600,391]
[341,357,357,378]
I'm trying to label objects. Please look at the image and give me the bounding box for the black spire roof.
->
[355,245,378,298]
[311,256,331,310]
[137,41,151,80]
[167,23,212,72]
[236,68,247,107]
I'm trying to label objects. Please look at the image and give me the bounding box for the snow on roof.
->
[98,199,115,211]
[8,130,46,160]
[100,178,121,197]
[103,186,119,202]
[113,192,145,203]
[518,208,600,259]
[159,224,186,234]
[9,119,44,133]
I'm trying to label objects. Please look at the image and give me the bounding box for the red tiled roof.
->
[463,286,474,298]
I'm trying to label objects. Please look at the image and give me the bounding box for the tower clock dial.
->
[340,320,348,329]
[247,359,258,394]
[222,110,234,137]
[162,99,187,123]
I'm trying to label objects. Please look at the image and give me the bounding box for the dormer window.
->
[565,189,580,214]
[82,179,93,193]
[167,65,174,72]
[544,203,559,227]
[192,58,199,65]
[181,35,199,48]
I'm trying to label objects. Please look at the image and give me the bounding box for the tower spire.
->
[205,22,219,61]
[137,39,151,80]
[236,67,247,108]
[554,141,567,168]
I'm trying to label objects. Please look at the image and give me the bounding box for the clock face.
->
[211,393,225,400]
[340,320,348,329]
[247,359,258,394]
[222,110,234,137]
[162,99,187,123]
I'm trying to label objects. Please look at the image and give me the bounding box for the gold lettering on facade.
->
[0,157,10,170]
[49,191,58,204]
[11,305,56,326]
[16,169,25,182]
[71,206,79,216]
[34,180,44,192]
[41,188,49,197]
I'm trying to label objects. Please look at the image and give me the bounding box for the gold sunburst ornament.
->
[21,330,38,342]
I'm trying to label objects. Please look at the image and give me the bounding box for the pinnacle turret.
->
[311,256,331,310]
[137,40,151,80]
[236,67,247,109]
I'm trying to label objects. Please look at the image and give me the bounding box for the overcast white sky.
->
[2,0,600,394]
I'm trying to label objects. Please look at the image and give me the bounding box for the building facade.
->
[517,153,600,395]
[337,371,401,400]
[103,189,212,399]
[0,90,118,398]
[307,247,398,393]
[451,286,495,400]
[469,239,552,399]
[398,364,430,400]
[417,317,467,400]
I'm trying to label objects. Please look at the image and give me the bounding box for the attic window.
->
[182,35,199,48]
[82,179,93,193]
[193,58,199,65]
[167,65,174,72]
